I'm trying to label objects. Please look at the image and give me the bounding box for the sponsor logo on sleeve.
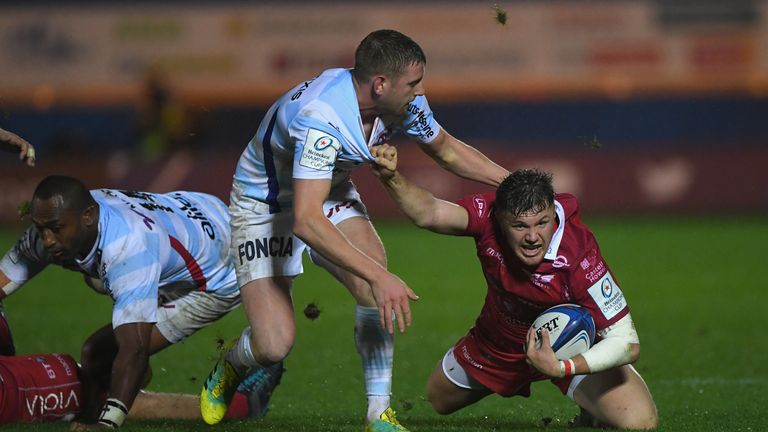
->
[587,272,627,320]
[406,103,436,139]
[584,259,607,283]
[299,128,340,171]
[472,196,486,218]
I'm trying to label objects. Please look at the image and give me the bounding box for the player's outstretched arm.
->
[417,129,507,187]
[371,144,468,235]
[0,128,36,167]
[293,177,418,334]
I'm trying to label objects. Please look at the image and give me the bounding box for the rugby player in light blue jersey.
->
[201,29,509,431]
[0,175,283,428]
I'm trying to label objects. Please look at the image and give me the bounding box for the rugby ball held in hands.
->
[531,304,596,360]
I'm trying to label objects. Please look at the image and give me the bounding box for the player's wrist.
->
[97,398,128,428]
[381,170,401,185]
[558,358,576,378]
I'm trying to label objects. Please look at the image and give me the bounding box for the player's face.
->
[496,204,557,268]
[30,197,95,263]
[380,62,425,115]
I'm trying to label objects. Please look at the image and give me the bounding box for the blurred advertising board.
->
[1,1,767,106]
[2,147,766,224]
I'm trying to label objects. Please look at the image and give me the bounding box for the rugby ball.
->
[531,304,596,360]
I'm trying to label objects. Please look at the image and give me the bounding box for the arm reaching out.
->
[292,177,418,334]
[418,129,507,187]
[371,144,469,235]
[0,128,36,167]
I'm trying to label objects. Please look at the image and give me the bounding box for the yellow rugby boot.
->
[200,338,242,425]
[364,407,410,432]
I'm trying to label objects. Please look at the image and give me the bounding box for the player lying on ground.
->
[0,175,284,428]
[370,145,657,429]
[0,311,282,425]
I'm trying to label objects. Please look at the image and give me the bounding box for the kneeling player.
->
[0,309,284,425]
[371,145,657,429]
[0,175,284,427]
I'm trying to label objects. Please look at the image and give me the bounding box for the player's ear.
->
[372,75,388,96]
[82,204,97,227]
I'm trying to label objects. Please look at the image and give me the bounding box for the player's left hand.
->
[0,128,36,167]
[370,143,397,180]
[69,421,110,430]
[525,327,561,377]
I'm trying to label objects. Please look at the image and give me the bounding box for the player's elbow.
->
[409,212,435,230]
[627,342,641,364]
[407,202,443,231]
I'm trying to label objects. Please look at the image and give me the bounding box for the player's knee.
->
[252,346,290,367]
[426,395,457,415]
[613,405,658,430]
[79,339,98,366]
[426,381,458,415]
[627,409,658,430]
[249,333,293,367]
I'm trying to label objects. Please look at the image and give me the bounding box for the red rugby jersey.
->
[457,192,630,359]
[0,353,81,423]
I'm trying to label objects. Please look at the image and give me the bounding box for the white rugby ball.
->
[531,304,596,360]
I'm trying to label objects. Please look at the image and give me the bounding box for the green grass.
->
[1,216,766,431]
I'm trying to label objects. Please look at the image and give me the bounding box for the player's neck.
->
[352,75,380,124]
[79,206,100,260]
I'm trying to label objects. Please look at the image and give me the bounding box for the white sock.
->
[354,305,393,422]
[367,395,390,422]
[226,327,260,376]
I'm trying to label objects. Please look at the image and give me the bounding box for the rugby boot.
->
[235,361,285,417]
[364,407,410,432]
[200,338,242,425]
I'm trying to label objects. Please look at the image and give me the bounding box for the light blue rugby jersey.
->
[232,68,442,213]
[0,189,238,329]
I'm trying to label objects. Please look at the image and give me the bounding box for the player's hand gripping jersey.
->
[0,190,237,329]
[232,68,442,213]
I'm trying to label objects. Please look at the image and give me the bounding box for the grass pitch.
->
[1,216,765,431]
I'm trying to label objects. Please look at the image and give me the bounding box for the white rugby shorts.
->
[441,347,487,390]
[229,179,369,287]
[155,289,241,343]
[440,347,588,400]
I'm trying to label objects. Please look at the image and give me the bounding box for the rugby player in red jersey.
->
[0,305,282,426]
[371,144,657,429]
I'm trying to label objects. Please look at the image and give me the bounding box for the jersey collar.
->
[544,199,565,261]
[76,203,105,268]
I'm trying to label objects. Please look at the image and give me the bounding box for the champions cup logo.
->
[601,278,613,298]
[314,136,335,151]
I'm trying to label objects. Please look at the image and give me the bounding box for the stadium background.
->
[1,1,766,431]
